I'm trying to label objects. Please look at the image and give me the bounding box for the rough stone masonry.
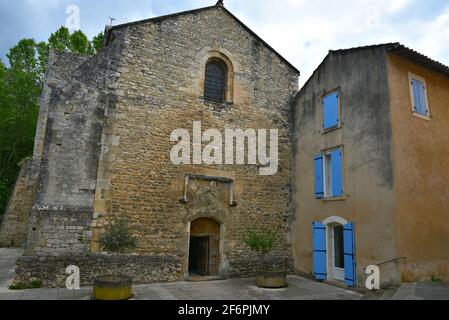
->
[1,3,300,287]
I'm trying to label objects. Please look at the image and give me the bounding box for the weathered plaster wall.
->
[387,53,449,282]
[292,47,400,287]
[91,6,298,278]
[33,50,92,166]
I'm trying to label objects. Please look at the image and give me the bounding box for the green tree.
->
[92,32,105,53]
[0,55,40,218]
[48,27,103,56]
[244,228,278,271]
[0,27,104,220]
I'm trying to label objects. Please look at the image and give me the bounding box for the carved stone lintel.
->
[179,173,237,207]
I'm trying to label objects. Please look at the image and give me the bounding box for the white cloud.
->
[388,0,411,13]
[227,0,449,87]
[2,0,448,86]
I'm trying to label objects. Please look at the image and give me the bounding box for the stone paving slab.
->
[415,282,449,300]
[0,276,361,300]
[392,282,449,300]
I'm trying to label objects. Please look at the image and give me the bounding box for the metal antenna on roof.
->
[108,17,116,26]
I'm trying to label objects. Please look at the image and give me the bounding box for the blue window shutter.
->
[412,79,428,115]
[418,82,428,115]
[415,80,423,114]
[331,149,343,197]
[323,92,339,129]
[313,222,327,281]
[412,79,420,113]
[344,223,356,287]
[314,155,324,199]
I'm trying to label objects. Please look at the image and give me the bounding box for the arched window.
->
[204,59,227,103]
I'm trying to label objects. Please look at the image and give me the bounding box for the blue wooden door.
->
[313,222,327,280]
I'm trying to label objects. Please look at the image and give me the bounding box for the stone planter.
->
[256,271,288,289]
[93,275,133,300]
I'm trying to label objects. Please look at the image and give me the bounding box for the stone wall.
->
[14,253,182,288]
[24,208,93,257]
[0,160,37,248]
[0,52,92,249]
[32,50,92,166]
[25,30,126,256]
[92,5,299,278]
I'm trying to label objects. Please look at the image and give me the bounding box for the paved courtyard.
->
[1,249,448,300]
[0,249,360,300]
[0,276,362,300]
[0,248,23,293]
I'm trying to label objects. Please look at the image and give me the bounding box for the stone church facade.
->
[1,2,299,286]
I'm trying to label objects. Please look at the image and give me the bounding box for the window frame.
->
[203,58,228,103]
[318,146,346,201]
[322,88,342,133]
[408,72,431,121]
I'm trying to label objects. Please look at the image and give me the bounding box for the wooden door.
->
[189,218,220,276]
[197,237,210,276]
[209,236,220,276]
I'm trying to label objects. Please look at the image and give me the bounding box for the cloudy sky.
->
[1,0,449,86]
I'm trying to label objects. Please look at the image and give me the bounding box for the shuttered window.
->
[323,91,340,130]
[313,222,327,280]
[204,61,227,102]
[314,148,344,199]
[410,77,429,117]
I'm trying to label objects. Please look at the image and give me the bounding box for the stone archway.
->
[188,218,220,276]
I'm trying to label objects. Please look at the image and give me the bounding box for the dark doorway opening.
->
[333,226,345,269]
[188,218,220,276]
[189,236,210,275]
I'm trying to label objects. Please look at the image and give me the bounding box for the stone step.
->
[185,275,227,282]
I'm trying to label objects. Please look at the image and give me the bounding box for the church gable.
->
[106,3,299,76]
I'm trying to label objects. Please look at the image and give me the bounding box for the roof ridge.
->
[329,42,400,54]
[110,5,217,30]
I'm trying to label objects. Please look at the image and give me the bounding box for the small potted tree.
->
[244,228,287,288]
[93,218,138,300]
